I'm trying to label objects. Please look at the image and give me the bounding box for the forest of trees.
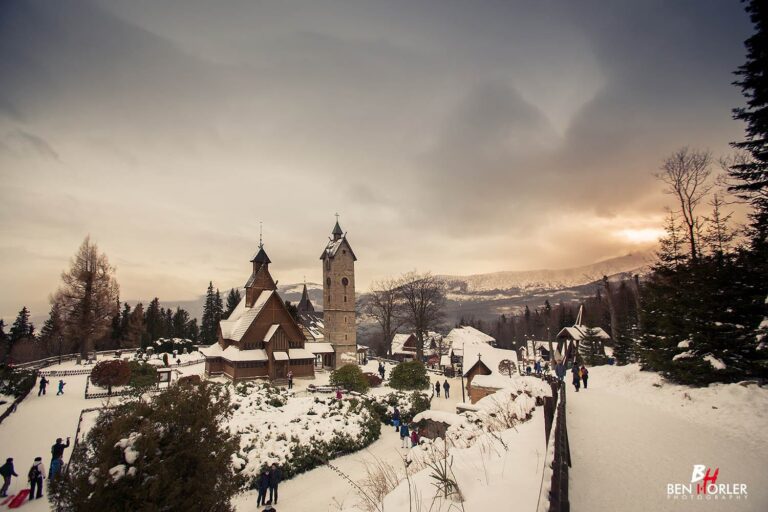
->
[0,238,247,362]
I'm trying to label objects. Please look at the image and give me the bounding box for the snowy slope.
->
[568,364,768,512]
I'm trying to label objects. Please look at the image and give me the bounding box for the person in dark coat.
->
[442,380,450,399]
[256,469,271,507]
[50,437,70,479]
[28,457,44,500]
[571,366,580,392]
[269,463,281,504]
[580,365,589,389]
[555,362,566,382]
[434,381,440,398]
[392,407,401,432]
[56,380,66,395]
[378,363,385,380]
[0,458,18,497]
[38,377,49,397]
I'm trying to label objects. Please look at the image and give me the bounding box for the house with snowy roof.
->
[390,331,443,361]
[200,242,315,382]
[462,342,519,403]
[555,305,611,361]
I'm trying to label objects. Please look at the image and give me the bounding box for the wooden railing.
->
[538,377,571,512]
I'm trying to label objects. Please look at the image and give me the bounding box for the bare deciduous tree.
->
[364,278,404,356]
[53,236,120,357]
[398,272,446,361]
[656,147,714,261]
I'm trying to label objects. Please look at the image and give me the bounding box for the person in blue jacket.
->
[399,423,411,449]
[392,407,401,432]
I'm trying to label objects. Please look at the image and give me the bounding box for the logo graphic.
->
[666,465,748,501]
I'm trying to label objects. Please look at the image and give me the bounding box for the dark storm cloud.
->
[0,0,753,320]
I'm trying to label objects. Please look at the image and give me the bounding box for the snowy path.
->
[0,374,93,512]
[232,371,465,512]
[567,380,768,512]
[232,421,405,512]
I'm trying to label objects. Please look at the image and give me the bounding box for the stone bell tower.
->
[320,215,357,368]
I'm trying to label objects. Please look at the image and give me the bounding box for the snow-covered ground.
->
[568,364,768,512]
[0,359,207,511]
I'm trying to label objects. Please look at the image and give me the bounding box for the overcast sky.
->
[0,0,753,321]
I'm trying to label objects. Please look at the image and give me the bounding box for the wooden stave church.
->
[200,242,316,382]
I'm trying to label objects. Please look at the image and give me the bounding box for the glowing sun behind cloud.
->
[617,228,665,244]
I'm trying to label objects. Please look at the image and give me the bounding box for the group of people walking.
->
[256,463,282,510]
[434,379,450,398]
[37,376,66,396]
[0,437,70,501]
[391,407,421,448]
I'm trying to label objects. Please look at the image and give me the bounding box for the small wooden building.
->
[462,343,519,404]
[200,244,315,382]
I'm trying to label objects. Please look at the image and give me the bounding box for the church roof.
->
[297,284,314,313]
[250,245,271,264]
[220,291,273,341]
[462,343,518,377]
[320,235,357,261]
[332,221,343,237]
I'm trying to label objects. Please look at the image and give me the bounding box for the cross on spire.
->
[259,221,263,249]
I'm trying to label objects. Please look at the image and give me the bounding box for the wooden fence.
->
[538,377,571,512]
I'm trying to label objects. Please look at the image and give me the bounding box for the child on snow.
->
[56,380,66,395]
[400,423,411,448]
[410,429,420,447]
[581,365,589,389]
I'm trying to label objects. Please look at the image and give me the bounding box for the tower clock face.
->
[341,277,349,286]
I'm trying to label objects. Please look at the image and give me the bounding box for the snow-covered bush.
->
[369,391,431,425]
[151,337,197,355]
[0,367,36,399]
[389,360,430,390]
[224,381,381,485]
[52,382,243,511]
[329,363,370,393]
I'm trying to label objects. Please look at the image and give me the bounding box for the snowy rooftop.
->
[199,343,268,362]
[462,343,518,377]
[220,291,273,341]
[445,326,496,355]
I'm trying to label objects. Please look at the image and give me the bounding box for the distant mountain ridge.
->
[439,251,654,294]
[125,252,654,326]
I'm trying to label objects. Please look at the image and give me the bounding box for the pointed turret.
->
[245,227,276,307]
[297,283,315,313]
[332,220,343,240]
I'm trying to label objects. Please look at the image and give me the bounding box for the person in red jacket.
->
[410,429,420,447]
[580,365,589,389]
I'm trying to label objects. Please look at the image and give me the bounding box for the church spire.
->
[251,222,271,264]
[332,213,343,240]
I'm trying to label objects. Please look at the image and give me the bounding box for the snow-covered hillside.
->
[441,251,653,294]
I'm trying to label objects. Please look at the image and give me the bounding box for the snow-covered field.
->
[3,357,765,512]
[0,358,207,511]
[568,364,768,512]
